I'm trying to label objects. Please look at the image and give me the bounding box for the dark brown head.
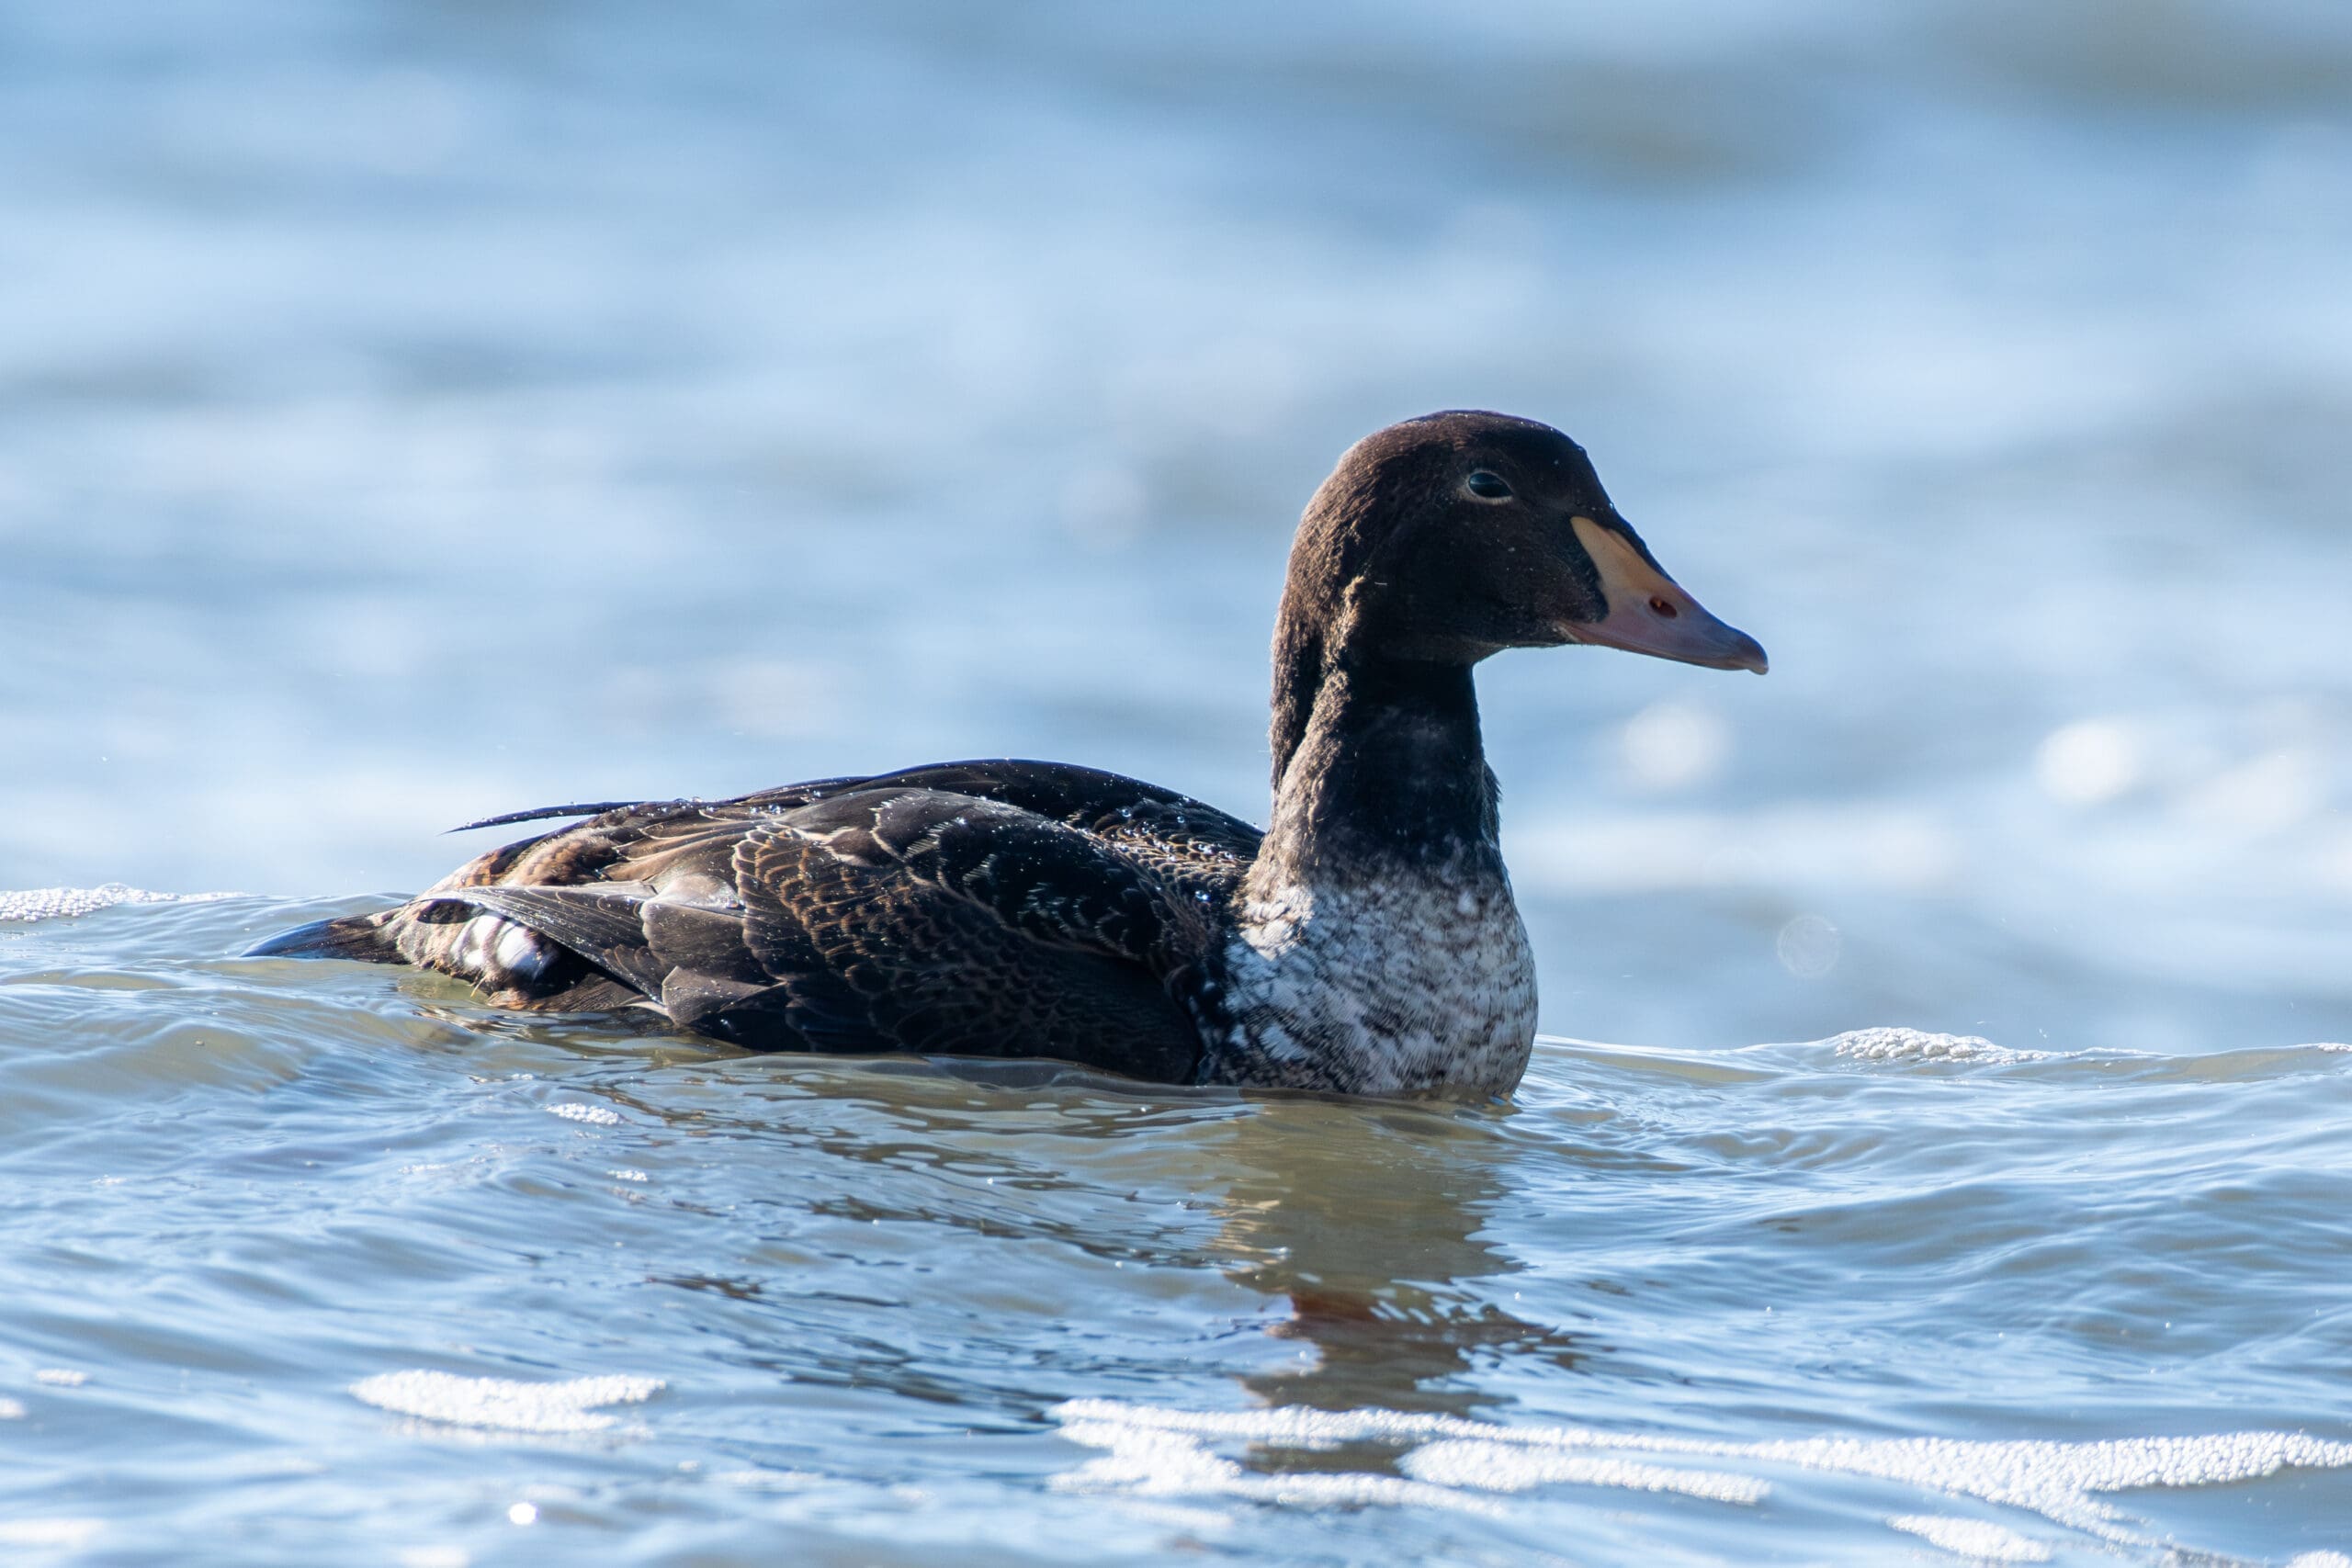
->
[1272,411,1765,775]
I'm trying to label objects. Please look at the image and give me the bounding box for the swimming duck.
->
[254,412,1764,1096]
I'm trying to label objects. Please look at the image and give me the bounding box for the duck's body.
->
[257,412,1763,1097]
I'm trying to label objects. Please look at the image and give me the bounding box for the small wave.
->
[0,886,243,923]
[351,1370,662,1434]
[1823,1027,2046,1066]
[1050,1399,2352,1550]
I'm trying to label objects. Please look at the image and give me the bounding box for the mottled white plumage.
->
[1211,853,1537,1096]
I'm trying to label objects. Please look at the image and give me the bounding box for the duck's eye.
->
[1464,470,1512,501]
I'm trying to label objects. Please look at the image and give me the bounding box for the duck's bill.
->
[1560,515,1769,674]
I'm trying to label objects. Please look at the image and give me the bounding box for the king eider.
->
[254,412,1766,1097]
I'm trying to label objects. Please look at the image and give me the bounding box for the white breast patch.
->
[1217,861,1537,1096]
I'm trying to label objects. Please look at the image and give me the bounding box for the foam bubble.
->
[548,1103,620,1125]
[1050,1400,2352,1549]
[1403,1439,1768,1504]
[1889,1515,2051,1562]
[352,1371,662,1434]
[0,886,239,921]
[1051,1415,1499,1515]
[1825,1027,2043,1066]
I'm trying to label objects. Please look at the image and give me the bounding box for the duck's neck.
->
[1201,646,1534,1097]
[1257,649,1499,886]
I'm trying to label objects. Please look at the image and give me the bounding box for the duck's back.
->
[260,761,1261,1081]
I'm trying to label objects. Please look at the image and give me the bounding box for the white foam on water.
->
[548,1102,621,1126]
[1050,1400,2352,1549]
[0,886,240,922]
[2287,1553,2352,1568]
[0,1398,25,1419]
[352,1371,662,1434]
[32,1369,86,1387]
[1051,1416,1501,1515]
[1888,1515,2052,1562]
[1824,1027,2045,1066]
[1403,1439,1768,1504]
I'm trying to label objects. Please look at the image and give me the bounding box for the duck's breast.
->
[1206,856,1537,1095]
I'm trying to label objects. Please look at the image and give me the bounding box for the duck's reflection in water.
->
[470,1041,1582,1467]
[1205,1095,1583,1475]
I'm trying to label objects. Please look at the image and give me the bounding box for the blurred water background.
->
[3,2,2350,1562]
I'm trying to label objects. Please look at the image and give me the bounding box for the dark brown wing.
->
[845,760,1261,900]
[254,761,1256,1082]
[415,788,1214,1079]
[731,788,1217,1077]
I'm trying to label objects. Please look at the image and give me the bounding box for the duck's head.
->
[1283,410,1767,675]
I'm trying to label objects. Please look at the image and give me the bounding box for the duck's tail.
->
[245,908,403,962]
